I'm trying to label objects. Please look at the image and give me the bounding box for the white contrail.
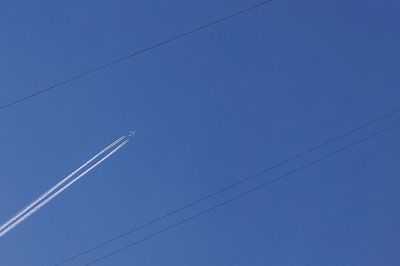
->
[0,134,133,236]
[0,140,129,238]
[0,132,134,238]
[0,136,126,234]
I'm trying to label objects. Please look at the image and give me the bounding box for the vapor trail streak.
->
[0,133,133,238]
[0,136,126,234]
[0,140,129,238]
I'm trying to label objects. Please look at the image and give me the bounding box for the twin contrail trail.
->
[0,131,135,238]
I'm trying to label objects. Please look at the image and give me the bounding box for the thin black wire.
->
[55,106,400,265]
[0,0,273,111]
[85,120,400,265]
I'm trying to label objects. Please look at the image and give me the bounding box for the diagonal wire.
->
[85,120,400,265]
[0,0,273,111]
[55,106,400,265]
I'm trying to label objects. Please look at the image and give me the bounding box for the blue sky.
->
[0,0,399,265]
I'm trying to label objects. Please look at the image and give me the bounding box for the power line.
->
[0,0,273,111]
[85,120,400,265]
[56,106,400,265]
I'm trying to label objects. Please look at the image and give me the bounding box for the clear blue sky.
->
[0,0,399,265]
